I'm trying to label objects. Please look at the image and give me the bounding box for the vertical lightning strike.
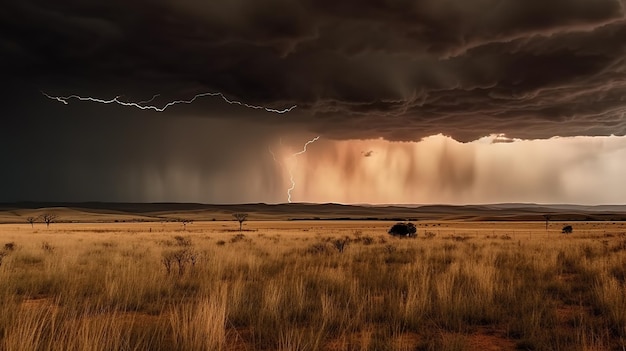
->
[41,91,297,114]
[285,136,320,203]
[268,136,320,203]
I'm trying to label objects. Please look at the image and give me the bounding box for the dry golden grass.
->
[0,220,625,350]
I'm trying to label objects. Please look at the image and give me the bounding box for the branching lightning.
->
[41,91,297,114]
[269,136,320,203]
[45,88,311,203]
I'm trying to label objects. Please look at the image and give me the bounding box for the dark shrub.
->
[388,222,417,237]
[332,237,350,253]
[562,225,573,234]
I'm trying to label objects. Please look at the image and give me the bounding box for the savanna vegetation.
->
[0,220,625,350]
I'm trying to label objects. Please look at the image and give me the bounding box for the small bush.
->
[562,225,573,234]
[216,240,226,246]
[4,242,16,251]
[162,249,196,275]
[388,222,417,237]
[332,237,350,253]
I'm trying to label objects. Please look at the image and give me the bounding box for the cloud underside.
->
[4,0,626,141]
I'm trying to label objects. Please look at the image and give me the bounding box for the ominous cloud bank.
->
[3,1,626,204]
[3,0,626,141]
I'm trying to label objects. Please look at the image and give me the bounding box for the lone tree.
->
[543,214,552,231]
[41,213,58,229]
[26,216,38,228]
[232,213,248,232]
[562,225,573,234]
[179,219,192,231]
[388,222,417,237]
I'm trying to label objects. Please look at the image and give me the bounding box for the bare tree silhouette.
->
[179,219,192,231]
[26,216,38,228]
[41,213,58,228]
[232,213,248,232]
[543,214,552,231]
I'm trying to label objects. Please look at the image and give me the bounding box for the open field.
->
[1,219,626,350]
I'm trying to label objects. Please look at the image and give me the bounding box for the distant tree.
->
[562,225,573,234]
[388,222,417,237]
[26,216,38,228]
[179,219,192,231]
[41,213,58,229]
[543,214,552,231]
[232,213,248,232]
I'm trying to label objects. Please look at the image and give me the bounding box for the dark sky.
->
[2,0,626,203]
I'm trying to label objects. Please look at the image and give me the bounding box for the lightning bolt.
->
[270,136,319,203]
[287,136,320,203]
[41,91,297,114]
[45,89,309,202]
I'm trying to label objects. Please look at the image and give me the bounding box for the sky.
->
[2,0,626,204]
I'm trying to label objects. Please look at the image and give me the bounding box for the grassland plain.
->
[0,220,625,351]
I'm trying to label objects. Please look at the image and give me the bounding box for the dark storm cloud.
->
[4,0,626,141]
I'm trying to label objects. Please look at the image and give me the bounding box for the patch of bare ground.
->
[391,332,422,351]
[325,329,416,351]
[325,329,514,351]
[465,327,516,351]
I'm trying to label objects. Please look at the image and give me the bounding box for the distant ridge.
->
[0,202,625,224]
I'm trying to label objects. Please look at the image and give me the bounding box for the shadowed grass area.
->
[0,221,625,350]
